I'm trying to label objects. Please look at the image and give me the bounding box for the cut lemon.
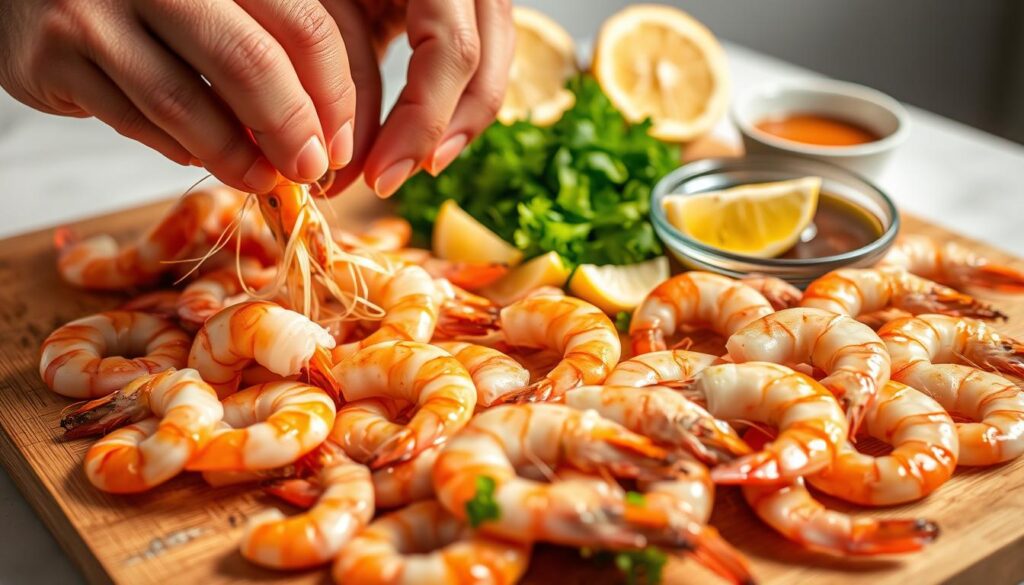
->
[498,7,577,126]
[662,177,821,258]
[593,5,730,142]
[480,252,570,306]
[433,200,523,266]
[568,256,670,314]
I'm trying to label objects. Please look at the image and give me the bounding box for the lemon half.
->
[498,7,578,126]
[569,256,670,314]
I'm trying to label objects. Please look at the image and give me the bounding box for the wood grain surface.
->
[1,189,1024,585]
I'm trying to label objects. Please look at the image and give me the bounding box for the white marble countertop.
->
[1,42,1024,584]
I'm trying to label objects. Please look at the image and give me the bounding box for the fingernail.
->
[428,133,467,175]
[373,158,416,198]
[243,156,278,193]
[296,135,328,182]
[328,121,354,169]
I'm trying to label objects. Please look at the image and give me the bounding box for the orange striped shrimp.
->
[878,313,1024,379]
[678,362,849,484]
[332,341,477,469]
[119,290,181,318]
[880,234,1024,293]
[726,307,891,436]
[388,247,510,291]
[630,272,775,355]
[807,381,958,505]
[604,350,718,387]
[240,442,373,569]
[333,217,412,253]
[81,369,223,493]
[739,274,803,310]
[40,311,190,398]
[433,341,530,407]
[175,261,275,328]
[800,267,1005,320]
[187,301,338,400]
[332,500,532,585]
[186,380,335,471]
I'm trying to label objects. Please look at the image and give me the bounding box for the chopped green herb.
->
[614,547,668,585]
[615,311,632,333]
[395,74,679,267]
[465,475,500,528]
[625,491,646,507]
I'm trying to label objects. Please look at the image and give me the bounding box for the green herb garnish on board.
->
[615,547,668,585]
[615,311,632,333]
[465,475,500,527]
[395,74,679,267]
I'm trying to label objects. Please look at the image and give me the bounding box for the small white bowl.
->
[732,79,910,178]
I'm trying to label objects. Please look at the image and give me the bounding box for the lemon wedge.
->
[479,252,570,306]
[662,177,821,258]
[498,7,578,126]
[593,5,730,142]
[433,200,523,266]
[568,256,670,314]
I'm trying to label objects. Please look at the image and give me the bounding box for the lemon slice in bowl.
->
[498,7,578,126]
[662,177,821,258]
[433,200,523,266]
[593,5,730,143]
[480,252,571,306]
[568,256,670,314]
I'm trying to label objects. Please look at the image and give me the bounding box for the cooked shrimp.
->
[186,381,336,471]
[187,301,338,399]
[630,272,774,355]
[564,385,750,465]
[333,217,412,253]
[879,313,1024,379]
[641,459,716,525]
[389,247,509,291]
[678,362,848,484]
[119,290,181,318]
[892,363,1024,465]
[800,267,1005,320]
[332,500,531,585]
[333,341,477,468]
[604,350,718,387]
[433,341,530,407]
[40,311,190,398]
[432,404,754,584]
[176,261,275,327]
[807,381,958,505]
[726,307,891,436]
[81,369,223,493]
[880,234,1024,293]
[240,442,373,569]
[739,274,803,310]
[492,296,621,403]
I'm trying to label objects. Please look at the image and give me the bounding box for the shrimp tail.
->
[495,379,555,404]
[900,288,1007,321]
[966,263,1024,294]
[845,518,940,555]
[366,428,418,470]
[710,451,785,485]
[436,302,501,338]
[687,526,757,585]
[985,340,1024,378]
[265,478,321,509]
[692,419,755,463]
[597,429,672,464]
[60,384,152,439]
[438,262,510,291]
[304,346,342,406]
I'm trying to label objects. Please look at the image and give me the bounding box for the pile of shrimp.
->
[40,180,1024,584]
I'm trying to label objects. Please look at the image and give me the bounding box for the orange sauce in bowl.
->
[755,113,881,147]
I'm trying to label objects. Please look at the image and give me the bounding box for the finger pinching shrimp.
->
[604,350,718,388]
[807,381,958,505]
[82,369,223,493]
[678,362,849,484]
[40,311,190,398]
[880,234,1024,293]
[800,267,1005,320]
[187,301,338,399]
[332,341,477,469]
[879,313,1024,379]
[186,381,336,471]
[630,271,775,355]
[332,500,532,585]
[726,307,890,436]
[433,341,530,407]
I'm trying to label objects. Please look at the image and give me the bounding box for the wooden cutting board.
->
[1,188,1023,585]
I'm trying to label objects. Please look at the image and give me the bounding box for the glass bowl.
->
[650,155,900,287]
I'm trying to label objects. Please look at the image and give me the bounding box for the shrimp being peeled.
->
[630,271,774,355]
[726,307,891,436]
[880,234,1024,293]
[604,349,718,387]
[879,313,1024,379]
[40,311,190,398]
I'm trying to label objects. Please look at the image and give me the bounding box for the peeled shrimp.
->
[389,247,510,291]
[892,363,1024,465]
[630,271,774,355]
[332,500,531,585]
[564,385,750,465]
[881,234,1024,293]
[332,341,477,468]
[726,307,890,436]
[879,313,1024,379]
[40,311,190,398]
[433,341,530,407]
[82,369,222,493]
[739,274,803,310]
[186,381,336,471]
[679,362,849,484]
[119,290,181,317]
[807,381,958,505]
[333,217,412,253]
[800,267,1005,320]
[187,301,338,399]
[493,296,621,403]
[604,349,718,387]
[176,261,275,327]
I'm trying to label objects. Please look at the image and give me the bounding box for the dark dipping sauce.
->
[779,193,883,259]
